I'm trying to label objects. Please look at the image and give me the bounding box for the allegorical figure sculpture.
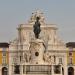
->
[33,17,41,38]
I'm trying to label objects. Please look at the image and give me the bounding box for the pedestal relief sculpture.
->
[29,39,45,64]
[24,52,31,62]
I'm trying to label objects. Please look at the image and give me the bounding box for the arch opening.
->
[68,67,74,75]
[2,67,8,75]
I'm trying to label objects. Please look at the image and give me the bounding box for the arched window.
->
[54,65,61,74]
[2,67,8,75]
[68,67,74,75]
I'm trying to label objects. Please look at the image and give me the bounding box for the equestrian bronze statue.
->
[33,17,41,39]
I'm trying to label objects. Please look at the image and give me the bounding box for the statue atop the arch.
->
[29,10,45,24]
[33,17,41,39]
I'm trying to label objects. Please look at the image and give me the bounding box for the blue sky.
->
[0,0,75,43]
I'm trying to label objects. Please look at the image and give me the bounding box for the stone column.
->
[0,67,2,75]
[51,56,54,64]
[48,65,51,75]
[12,65,14,75]
[74,67,75,75]
[64,54,68,75]
[60,65,62,75]
[51,65,54,75]
[8,54,12,75]
[24,65,27,75]
[20,65,23,75]
[64,66,67,75]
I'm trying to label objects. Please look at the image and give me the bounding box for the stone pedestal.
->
[29,39,45,64]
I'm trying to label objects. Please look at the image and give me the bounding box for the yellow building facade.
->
[0,43,9,75]
[0,48,9,64]
[66,42,75,75]
[67,48,75,65]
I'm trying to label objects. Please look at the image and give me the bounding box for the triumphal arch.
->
[9,10,67,75]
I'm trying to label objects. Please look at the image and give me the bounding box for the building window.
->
[69,57,72,64]
[69,47,73,51]
[3,48,6,51]
[14,65,20,74]
[54,65,61,74]
[54,56,56,63]
[2,48,6,56]
[2,57,6,64]
[20,56,21,62]
[2,51,6,56]
[59,58,62,64]
[69,52,72,56]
